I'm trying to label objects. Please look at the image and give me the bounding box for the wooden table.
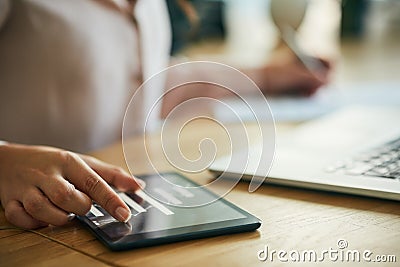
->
[1,120,399,267]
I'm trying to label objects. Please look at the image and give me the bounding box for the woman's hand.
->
[257,45,332,96]
[0,143,143,229]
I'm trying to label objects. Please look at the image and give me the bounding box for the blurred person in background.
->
[0,0,332,229]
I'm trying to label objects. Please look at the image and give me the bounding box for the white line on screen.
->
[136,190,174,215]
[90,205,104,217]
[118,192,147,214]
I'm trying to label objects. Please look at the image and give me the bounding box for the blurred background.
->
[167,0,400,80]
[166,0,400,122]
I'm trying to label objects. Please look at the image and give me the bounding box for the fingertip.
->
[115,206,131,223]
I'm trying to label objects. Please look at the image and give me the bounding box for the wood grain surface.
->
[1,120,399,267]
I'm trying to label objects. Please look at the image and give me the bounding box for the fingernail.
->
[115,206,131,223]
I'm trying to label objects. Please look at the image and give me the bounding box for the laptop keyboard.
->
[326,137,400,179]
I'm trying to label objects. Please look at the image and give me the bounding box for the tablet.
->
[78,172,261,251]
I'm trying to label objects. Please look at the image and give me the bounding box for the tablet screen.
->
[79,172,260,250]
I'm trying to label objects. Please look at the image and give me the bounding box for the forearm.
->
[161,61,268,117]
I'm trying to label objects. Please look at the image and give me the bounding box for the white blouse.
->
[0,0,171,152]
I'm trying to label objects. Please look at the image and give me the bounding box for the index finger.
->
[62,152,131,222]
[78,154,145,191]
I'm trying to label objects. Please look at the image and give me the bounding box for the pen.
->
[280,25,327,74]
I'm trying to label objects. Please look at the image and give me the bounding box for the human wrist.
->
[243,65,274,95]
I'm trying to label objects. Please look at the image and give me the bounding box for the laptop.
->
[209,105,400,201]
